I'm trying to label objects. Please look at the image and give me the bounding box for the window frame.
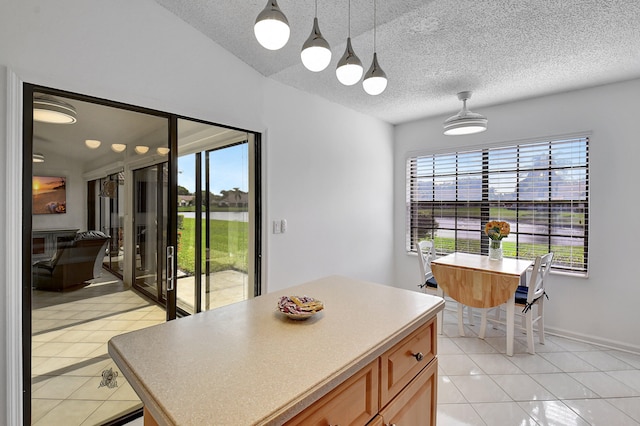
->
[406,134,590,275]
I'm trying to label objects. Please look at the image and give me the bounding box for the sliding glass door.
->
[132,164,169,305]
[24,84,260,425]
[175,119,259,314]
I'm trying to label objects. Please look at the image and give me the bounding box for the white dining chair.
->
[416,241,474,335]
[479,252,554,354]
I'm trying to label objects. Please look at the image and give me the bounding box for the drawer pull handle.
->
[412,352,424,362]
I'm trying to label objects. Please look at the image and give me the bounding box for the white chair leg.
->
[493,307,501,322]
[506,299,515,356]
[525,310,535,354]
[537,301,545,345]
[457,303,465,336]
[467,307,475,326]
[479,309,488,339]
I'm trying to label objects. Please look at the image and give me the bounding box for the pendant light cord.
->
[373,0,377,51]
[348,0,351,37]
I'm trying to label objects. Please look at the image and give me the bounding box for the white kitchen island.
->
[108,275,444,425]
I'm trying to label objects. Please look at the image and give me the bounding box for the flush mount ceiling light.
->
[85,139,101,149]
[254,0,290,50]
[111,143,127,153]
[32,153,45,163]
[443,91,488,136]
[33,95,77,124]
[156,147,170,155]
[336,0,363,86]
[135,145,149,155]
[301,0,332,72]
[362,0,387,95]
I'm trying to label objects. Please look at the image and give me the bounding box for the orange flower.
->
[485,220,510,240]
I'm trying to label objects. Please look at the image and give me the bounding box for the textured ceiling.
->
[157,0,640,124]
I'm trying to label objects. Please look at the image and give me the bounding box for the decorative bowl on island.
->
[277,295,324,320]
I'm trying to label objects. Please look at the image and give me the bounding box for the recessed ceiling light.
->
[33,95,77,124]
[111,144,127,153]
[85,139,101,149]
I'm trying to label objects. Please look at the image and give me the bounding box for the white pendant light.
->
[443,91,488,135]
[254,0,290,51]
[336,0,363,86]
[362,0,387,95]
[301,0,331,72]
[33,95,77,124]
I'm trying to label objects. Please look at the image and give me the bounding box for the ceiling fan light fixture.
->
[32,153,45,163]
[336,38,363,86]
[33,95,77,124]
[254,0,290,50]
[443,91,488,136]
[111,143,127,153]
[301,17,332,72]
[85,139,101,149]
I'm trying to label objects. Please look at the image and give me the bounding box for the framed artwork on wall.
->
[32,176,67,214]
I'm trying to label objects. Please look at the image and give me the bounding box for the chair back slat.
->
[527,252,554,303]
[415,241,435,284]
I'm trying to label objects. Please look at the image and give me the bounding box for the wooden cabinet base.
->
[143,408,159,426]
[287,318,437,426]
[285,359,379,426]
[380,358,438,426]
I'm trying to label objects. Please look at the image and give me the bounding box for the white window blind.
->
[406,136,589,274]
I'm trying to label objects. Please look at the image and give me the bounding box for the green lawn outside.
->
[432,236,584,268]
[420,207,585,225]
[177,217,248,275]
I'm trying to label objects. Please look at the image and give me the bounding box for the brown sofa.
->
[32,230,110,291]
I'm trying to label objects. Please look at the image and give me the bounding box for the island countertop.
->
[108,275,444,425]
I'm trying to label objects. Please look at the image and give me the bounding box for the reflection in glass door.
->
[175,119,259,314]
[92,172,125,276]
[132,164,168,303]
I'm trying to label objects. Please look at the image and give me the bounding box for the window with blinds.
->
[406,136,589,274]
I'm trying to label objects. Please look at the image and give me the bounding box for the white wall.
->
[263,80,394,291]
[394,79,640,352]
[0,0,394,422]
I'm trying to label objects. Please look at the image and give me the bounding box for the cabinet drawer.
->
[380,318,436,407]
[379,358,437,426]
[285,359,379,426]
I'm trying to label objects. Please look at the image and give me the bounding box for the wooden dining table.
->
[431,252,533,356]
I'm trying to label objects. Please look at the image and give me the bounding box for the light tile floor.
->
[437,307,640,425]
[31,269,247,426]
[34,278,640,426]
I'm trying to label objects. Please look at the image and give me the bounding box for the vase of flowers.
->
[485,220,510,261]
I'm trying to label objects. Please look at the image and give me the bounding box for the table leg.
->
[457,304,465,336]
[506,298,515,356]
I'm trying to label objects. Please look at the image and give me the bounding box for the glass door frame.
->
[21,84,262,424]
